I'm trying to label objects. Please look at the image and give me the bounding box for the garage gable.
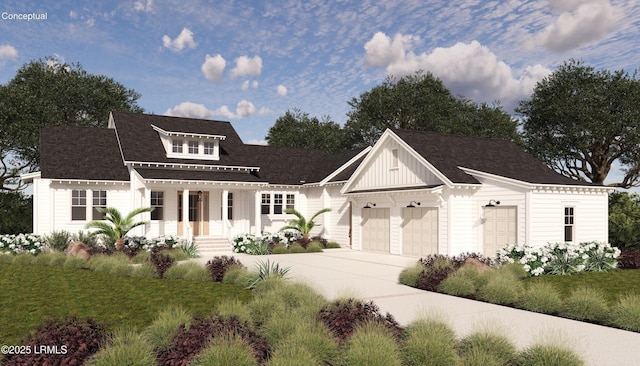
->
[342,130,449,194]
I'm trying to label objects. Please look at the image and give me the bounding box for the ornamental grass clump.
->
[142,306,192,352]
[415,257,455,292]
[306,241,323,252]
[437,271,477,297]
[189,334,259,366]
[339,322,402,366]
[44,230,72,251]
[457,331,517,366]
[398,262,424,287]
[246,260,291,289]
[476,270,523,305]
[273,322,338,366]
[608,293,640,332]
[517,282,563,314]
[515,344,585,366]
[560,286,609,323]
[85,328,156,366]
[402,318,459,366]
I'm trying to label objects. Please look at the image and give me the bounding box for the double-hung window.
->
[151,191,164,220]
[227,193,233,220]
[72,190,86,221]
[92,190,107,220]
[286,194,295,211]
[261,194,271,214]
[274,194,283,214]
[204,142,215,155]
[172,139,183,153]
[564,207,574,242]
[188,140,199,154]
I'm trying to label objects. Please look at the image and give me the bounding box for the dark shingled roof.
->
[135,168,266,183]
[40,126,129,181]
[392,129,591,186]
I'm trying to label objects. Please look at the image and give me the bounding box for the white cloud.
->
[362,32,552,111]
[134,0,153,12]
[230,55,262,78]
[534,0,620,52]
[241,80,259,90]
[246,139,268,145]
[165,102,214,119]
[201,54,226,83]
[69,10,77,19]
[276,85,288,96]
[0,45,18,60]
[252,80,259,88]
[162,27,196,52]
[211,100,257,119]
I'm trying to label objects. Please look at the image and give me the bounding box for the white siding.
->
[350,140,442,191]
[447,191,475,255]
[326,185,351,246]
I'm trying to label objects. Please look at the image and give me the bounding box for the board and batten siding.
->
[326,185,351,246]
[529,189,608,246]
[350,140,442,191]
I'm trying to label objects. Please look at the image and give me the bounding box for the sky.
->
[0,0,638,148]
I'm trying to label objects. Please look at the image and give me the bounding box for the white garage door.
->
[402,207,438,257]
[361,208,390,252]
[483,206,517,257]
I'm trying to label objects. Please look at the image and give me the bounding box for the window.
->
[227,193,233,220]
[204,141,215,155]
[391,149,398,169]
[172,139,183,153]
[286,194,295,211]
[151,191,164,220]
[188,140,199,154]
[564,207,574,242]
[274,194,283,214]
[71,190,86,221]
[261,194,270,214]
[92,190,107,220]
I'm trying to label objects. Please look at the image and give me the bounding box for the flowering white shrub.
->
[497,241,620,276]
[123,235,187,252]
[0,234,47,255]
[232,231,298,255]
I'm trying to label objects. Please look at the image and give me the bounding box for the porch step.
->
[194,236,232,256]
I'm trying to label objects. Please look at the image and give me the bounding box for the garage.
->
[483,206,517,257]
[402,207,439,257]
[361,208,390,252]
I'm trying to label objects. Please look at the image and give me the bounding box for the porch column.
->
[222,189,229,239]
[182,189,190,239]
[254,191,261,236]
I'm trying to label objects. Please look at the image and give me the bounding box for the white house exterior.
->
[23,112,611,256]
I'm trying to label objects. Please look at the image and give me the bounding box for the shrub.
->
[560,286,609,322]
[609,293,640,332]
[44,230,71,251]
[517,282,563,314]
[142,306,191,352]
[457,331,517,366]
[268,346,322,366]
[177,240,199,258]
[271,243,288,254]
[515,344,585,366]
[32,251,65,266]
[437,272,476,297]
[2,316,107,366]
[71,230,99,247]
[150,251,175,278]
[130,263,158,279]
[11,253,37,265]
[222,264,251,285]
[415,257,455,291]
[232,233,277,255]
[402,318,459,366]
[398,262,424,287]
[339,322,402,366]
[86,328,156,366]
[216,298,253,324]
[306,241,323,252]
[317,298,402,343]
[157,315,269,365]
[477,270,523,305]
[326,241,341,248]
[274,322,338,365]
[190,334,258,366]
[288,243,306,253]
[207,255,245,282]
[619,247,640,269]
[0,233,46,255]
[131,250,150,264]
[63,255,89,270]
[164,262,210,281]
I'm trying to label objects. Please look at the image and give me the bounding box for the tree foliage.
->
[518,59,640,188]
[265,108,346,153]
[609,191,640,248]
[0,57,143,191]
[0,191,32,234]
[343,72,522,148]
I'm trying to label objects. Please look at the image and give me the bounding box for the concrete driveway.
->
[193,248,640,366]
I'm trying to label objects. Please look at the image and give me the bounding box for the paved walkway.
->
[193,249,640,366]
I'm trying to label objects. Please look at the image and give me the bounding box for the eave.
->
[127,161,260,172]
[151,124,227,140]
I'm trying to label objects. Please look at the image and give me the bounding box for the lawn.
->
[524,269,640,303]
[0,263,252,344]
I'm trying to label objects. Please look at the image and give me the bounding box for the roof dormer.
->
[152,124,225,161]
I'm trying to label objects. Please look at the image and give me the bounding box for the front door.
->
[178,191,209,236]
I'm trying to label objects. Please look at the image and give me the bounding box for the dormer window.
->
[204,142,215,155]
[188,141,199,154]
[172,139,183,153]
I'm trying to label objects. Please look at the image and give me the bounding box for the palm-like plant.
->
[85,207,154,251]
[281,208,331,240]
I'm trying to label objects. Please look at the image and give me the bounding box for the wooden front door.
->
[178,191,209,236]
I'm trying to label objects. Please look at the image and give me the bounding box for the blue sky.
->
[0,0,638,147]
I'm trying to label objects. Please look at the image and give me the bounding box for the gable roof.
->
[40,125,129,181]
[391,129,593,186]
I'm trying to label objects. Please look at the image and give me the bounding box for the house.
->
[22,112,612,256]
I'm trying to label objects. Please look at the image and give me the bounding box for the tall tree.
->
[518,59,640,188]
[0,57,143,191]
[0,191,32,234]
[265,108,346,153]
[343,72,521,148]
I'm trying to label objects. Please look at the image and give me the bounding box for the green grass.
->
[524,270,640,303]
[0,263,252,344]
